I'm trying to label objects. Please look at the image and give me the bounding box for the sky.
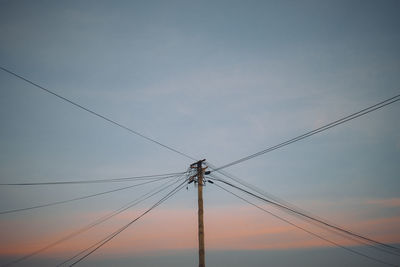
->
[0,0,399,266]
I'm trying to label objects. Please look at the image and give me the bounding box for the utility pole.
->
[190,159,206,267]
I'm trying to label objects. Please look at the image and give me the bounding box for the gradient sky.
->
[1,0,400,266]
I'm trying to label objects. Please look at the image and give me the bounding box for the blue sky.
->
[0,0,399,266]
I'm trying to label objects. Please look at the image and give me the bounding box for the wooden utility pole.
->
[190,159,206,267]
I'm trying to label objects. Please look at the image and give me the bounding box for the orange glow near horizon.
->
[1,204,400,258]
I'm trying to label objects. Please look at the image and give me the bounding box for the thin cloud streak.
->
[366,198,400,208]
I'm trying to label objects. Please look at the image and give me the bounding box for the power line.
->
[207,163,362,242]
[63,180,187,266]
[0,66,197,162]
[1,176,185,267]
[0,177,178,215]
[212,182,397,267]
[207,168,400,257]
[206,163,400,256]
[207,162,317,218]
[212,176,400,253]
[212,94,400,171]
[0,172,185,186]
[209,176,400,254]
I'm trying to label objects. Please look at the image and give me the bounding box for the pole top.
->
[190,159,206,168]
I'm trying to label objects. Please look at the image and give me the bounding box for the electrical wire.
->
[212,182,397,267]
[62,180,187,266]
[209,176,400,255]
[205,164,400,256]
[0,172,186,186]
[206,163,378,249]
[0,176,178,215]
[211,94,400,171]
[1,176,185,267]
[0,66,197,162]
[206,167,400,258]
[207,162,316,216]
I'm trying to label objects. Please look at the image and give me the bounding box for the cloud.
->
[365,198,400,208]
